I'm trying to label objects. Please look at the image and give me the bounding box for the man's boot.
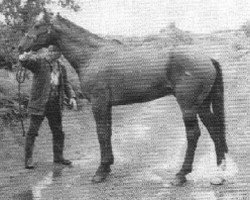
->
[53,134,72,165]
[24,135,36,169]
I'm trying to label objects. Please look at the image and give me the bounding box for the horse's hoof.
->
[210,177,225,185]
[92,164,111,183]
[92,173,109,183]
[171,175,187,186]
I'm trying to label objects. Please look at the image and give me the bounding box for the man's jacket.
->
[20,58,76,115]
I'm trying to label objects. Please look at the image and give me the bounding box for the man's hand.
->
[69,98,77,111]
[19,51,39,61]
[19,52,30,61]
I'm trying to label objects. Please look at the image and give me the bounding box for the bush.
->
[159,22,194,45]
[241,20,250,37]
[0,70,29,124]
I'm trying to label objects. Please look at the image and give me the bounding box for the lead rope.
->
[16,62,27,137]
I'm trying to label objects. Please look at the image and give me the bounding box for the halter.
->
[25,19,53,45]
[26,28,50,42]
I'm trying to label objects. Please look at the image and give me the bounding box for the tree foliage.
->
[0,0,80,31]
[0,22,21,69]
[241,20,250,37]
[0,0,80,69]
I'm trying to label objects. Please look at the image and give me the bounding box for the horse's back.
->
[83,45,217,106]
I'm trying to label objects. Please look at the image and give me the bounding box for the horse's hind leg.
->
[171,74,205,186]
[199,99,228,164]
[171,106,201,186]
[198,99,228,185]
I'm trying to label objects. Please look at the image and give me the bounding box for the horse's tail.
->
[210,59,228,152]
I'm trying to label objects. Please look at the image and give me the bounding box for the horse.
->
[18,11,228,186]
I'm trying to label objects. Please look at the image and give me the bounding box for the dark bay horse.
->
[18,11,228,186]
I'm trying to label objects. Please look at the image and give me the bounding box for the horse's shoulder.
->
[92,46,119,60]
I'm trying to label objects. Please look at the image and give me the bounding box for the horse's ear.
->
[43,10,51,24]
[43,7,47,14]
[42,7,49,19]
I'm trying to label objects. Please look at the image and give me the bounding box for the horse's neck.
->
[54,20,118,72]
[58,33,104,72]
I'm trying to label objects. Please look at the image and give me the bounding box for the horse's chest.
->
[78,65,108,93]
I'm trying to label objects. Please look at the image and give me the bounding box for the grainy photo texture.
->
[0,0,249,199]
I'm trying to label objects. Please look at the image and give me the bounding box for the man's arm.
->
[60,63,77,110]
[61,65,76,99]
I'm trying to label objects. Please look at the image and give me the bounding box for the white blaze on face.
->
[20,0,28,7]
[36,12,45,22]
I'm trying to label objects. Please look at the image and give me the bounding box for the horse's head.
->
[18,11,57,54]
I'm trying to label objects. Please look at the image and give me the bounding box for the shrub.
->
[241,20,250,37]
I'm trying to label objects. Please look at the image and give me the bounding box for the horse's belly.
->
[110,78,173,105]
[113,89,172,105]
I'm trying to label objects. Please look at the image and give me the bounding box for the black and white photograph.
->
[0,0,249,199]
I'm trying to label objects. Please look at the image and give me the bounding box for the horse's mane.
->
[55,15,104,42]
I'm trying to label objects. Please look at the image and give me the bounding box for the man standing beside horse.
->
[19,45,77,169]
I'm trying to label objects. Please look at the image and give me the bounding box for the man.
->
[19,45,77,169]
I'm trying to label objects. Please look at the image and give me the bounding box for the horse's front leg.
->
[91,96,114,183]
